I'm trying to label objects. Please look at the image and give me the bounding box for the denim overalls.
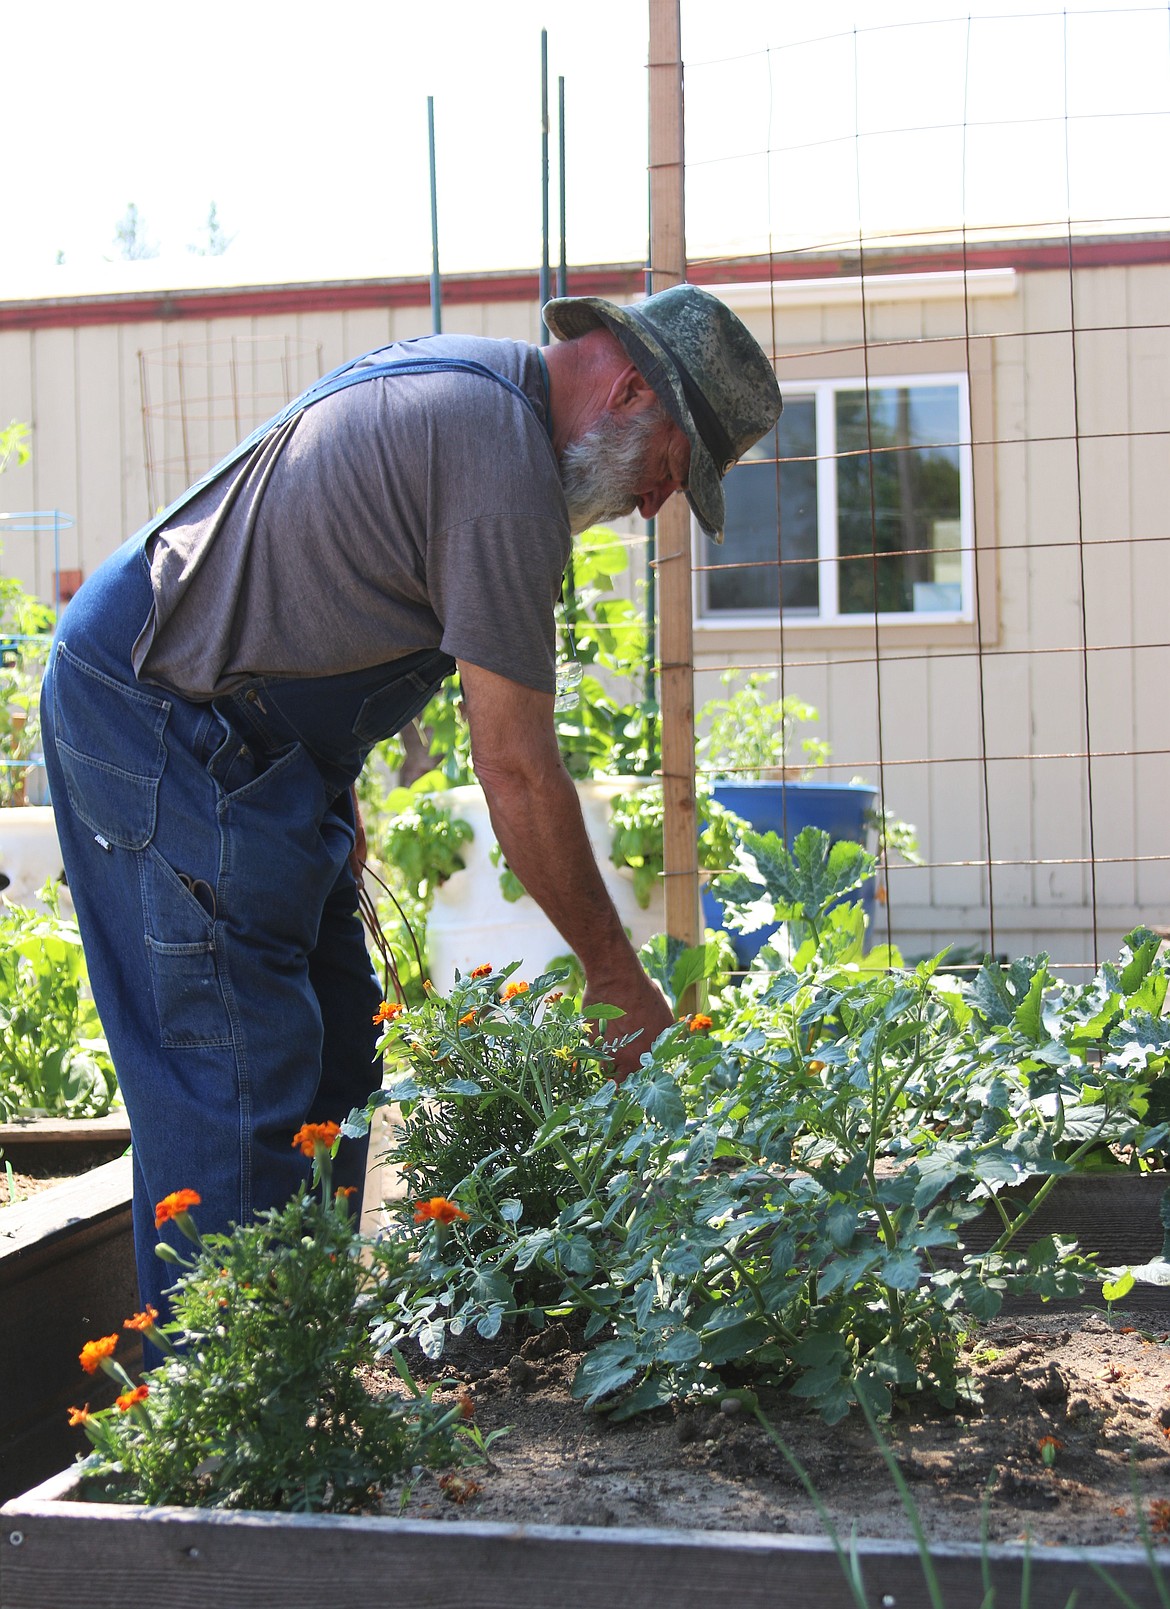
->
[40,353,546,1325]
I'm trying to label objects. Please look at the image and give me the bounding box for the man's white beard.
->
[559,402,671,536]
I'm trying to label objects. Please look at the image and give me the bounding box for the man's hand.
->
[584,968,675,1082]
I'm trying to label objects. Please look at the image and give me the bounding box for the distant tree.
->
[113,202,158,261]
[188,201,233,257]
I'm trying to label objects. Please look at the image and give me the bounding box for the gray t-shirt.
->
[133,335,569,699]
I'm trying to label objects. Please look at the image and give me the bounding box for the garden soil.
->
[373,1307,1170,1549]
[0,1144,124,1205]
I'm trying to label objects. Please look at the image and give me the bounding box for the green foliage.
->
[553,527,657,780]
[72,1165,476,1513]
[0,421,31,477]
[713,824,876,957]
[0,887,117,1119]
[357,966,609,1237]
[698,671,829,781]
[366,780,473,911]
[696,672,920,867]
[608,783,748,910]
[112,201,158,261]
[0,554,55,807]
[353,765,475,1003]
[363,864,1170,1426]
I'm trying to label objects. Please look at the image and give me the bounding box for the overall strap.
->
[136,355,543,544]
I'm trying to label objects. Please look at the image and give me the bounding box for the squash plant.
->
[352,828,1170,1428]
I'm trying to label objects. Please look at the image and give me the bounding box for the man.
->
[40,282,782,1319]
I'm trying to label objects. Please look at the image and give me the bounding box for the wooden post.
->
[648,0,701,963]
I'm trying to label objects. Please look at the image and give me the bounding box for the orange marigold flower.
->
[413,1196,469,1226]
[335,1186,357,1199]
[458,1010,476,1027]
[116,1384,150,1413]
[456,1391,476,1420]
[291,1121,342,1158]
[547,991,565,1002]
[372,1000,404,1025]
[123,1306,159,1333]
[501,980,529,1001]
[688,1013,714,1034]
[79,1334,119,1374]
[470,963,493,979]
[67,1405,91,1427]
[1037,1436,1063,1452]
[154,1188,202,1228]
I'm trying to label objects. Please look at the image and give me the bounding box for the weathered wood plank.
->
[3,1481,1169,1609]
[0,1158,137,1504]
[0,1117,131,1149]
[0,1155,132,1253]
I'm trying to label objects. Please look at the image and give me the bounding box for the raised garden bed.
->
[0,1114,131,1205]
[4,1414,1170,1609]
[0,1154,137,1504]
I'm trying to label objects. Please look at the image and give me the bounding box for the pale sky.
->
[5,0,1168,298]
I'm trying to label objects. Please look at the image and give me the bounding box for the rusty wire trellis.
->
[138,335,324,516]
[652,5,1170,978]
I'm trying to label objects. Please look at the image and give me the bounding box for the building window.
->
[698,373,973,624]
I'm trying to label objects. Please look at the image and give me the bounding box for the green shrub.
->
[0,887,117,1119]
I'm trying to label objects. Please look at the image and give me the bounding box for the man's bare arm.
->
[457,659,673,1076]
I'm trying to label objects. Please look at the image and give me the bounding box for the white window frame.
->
[695,370,976,630]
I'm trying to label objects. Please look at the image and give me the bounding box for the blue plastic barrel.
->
[702,779,878,964]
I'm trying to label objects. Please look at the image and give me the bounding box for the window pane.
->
[835,385,963,615]
[705,396,818,614]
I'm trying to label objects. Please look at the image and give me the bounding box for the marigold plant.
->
[69,1138,485,1513]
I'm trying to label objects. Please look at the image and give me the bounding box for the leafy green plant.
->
[360,831,1169,1430]
[0,421,30,478]
[0,556,54,808]
[352,764,476,1003]
[608,782,748,909]
[371,967,606,1231]
[70,1125,482,1513]
[698,670,829,781]
[0,886,118,1119]
[697,670,921,869]
[365,776,474,912]
[548,525,658,780]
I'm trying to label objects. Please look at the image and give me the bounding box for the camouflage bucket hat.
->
[542,283,782,542]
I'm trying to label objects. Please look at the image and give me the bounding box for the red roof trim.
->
[1,237,1167,333]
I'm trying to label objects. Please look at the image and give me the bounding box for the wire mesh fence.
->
[657,5,1170,976]
[138,335,323,516]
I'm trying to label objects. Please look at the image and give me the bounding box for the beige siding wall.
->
[697,264,1170,969]
[1,265,1166,969]
[0,297,543,597]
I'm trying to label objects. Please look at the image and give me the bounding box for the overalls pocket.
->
[50,641,168,850]
[142,848,230,1048]
[351,651,453,746]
